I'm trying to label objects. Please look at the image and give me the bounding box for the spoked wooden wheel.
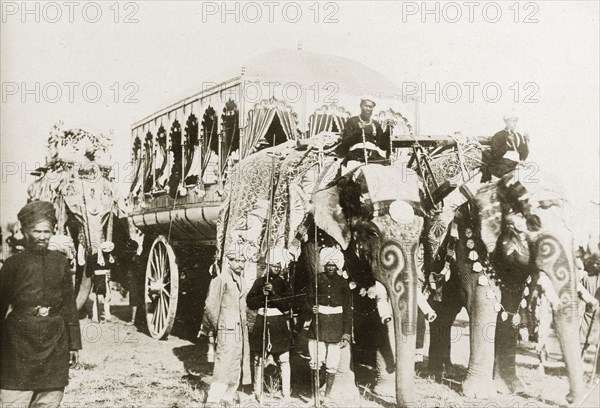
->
[145,235,179,339]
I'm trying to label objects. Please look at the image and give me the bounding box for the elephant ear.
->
[499,167,567,218]
[472,183,503,254]
[314,186,351,249]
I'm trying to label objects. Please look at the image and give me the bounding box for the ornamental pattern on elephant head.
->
[536,233,578,317]
[374,215,422,336]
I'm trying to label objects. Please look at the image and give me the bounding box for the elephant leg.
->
[329,344,360,403]
[373,319,396,399]
[462,279,499,399]
[494,288,525,394]
[428,298,461,381]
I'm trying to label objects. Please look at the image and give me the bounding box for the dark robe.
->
[1,248,82,390]
[246,274,292,354]
[481,128,529,181]
[305,273,352,343]
[335,116,390,161]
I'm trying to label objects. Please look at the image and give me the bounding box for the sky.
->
[1,0,599,231]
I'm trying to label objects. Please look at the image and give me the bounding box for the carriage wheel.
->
[145,235,179,339]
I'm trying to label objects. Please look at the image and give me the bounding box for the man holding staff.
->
[246,248,292,402]
[305,247,352,403]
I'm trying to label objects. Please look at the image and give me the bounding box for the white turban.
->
[225,242,254,262]
[503,112,518,121]
[267,246,288,266]
[319,247,344,270]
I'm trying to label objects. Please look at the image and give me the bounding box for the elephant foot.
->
[462,377,497,399]
[372,372,395,400]
[494,370,525,395]
[329,372,360,402]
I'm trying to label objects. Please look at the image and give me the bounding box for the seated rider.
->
[481,113,529,182]
[335,99,392,165]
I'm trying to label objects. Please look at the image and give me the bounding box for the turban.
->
[360,98,376,107]
[267,247,288,266]
[224,242,256,262]
[17,201,57,229]
[503,113,518,121]
[320,247,344,270]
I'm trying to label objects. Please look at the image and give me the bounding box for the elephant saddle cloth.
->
[358,164,420,206]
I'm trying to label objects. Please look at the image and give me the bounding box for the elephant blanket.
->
[216,137,347,285]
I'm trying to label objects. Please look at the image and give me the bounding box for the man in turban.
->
[0,201,82,408]
[481,113,530,182]
[335,99,393,166]
[203,244,252,405]
[305,246,352,403]
[246,247,292,402]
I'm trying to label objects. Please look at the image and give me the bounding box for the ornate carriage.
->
[128,49,475,339]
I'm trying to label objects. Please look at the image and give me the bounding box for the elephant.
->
[215,135,426,406]
[426,167,585,404]
[27,123,118,311]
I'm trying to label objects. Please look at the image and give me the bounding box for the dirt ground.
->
[62,302,599,408]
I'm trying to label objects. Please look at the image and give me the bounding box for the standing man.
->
[203,245,252,405]
[305,247,352,403]
[0,201,82,408]
[481,113,529,182]
[335,99,392,164]
[246,249,292,402]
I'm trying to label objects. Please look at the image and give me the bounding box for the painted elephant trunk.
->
[373,216,422,407]
[535,232,585,403]
[553,301,585,403]
[390,280,418,407]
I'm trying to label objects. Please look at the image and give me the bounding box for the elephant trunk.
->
[375,231,421,407]
[535,232,585,403]
[553,302,585,403]
[390,284,418,407]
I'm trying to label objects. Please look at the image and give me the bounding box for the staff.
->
[313,225,321,407]
[259,146,280,402]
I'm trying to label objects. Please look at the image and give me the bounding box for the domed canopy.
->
[242,49,402,95]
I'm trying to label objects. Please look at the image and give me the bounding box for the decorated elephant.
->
[27,122,117,310]
[427,166,586,404]
[215,134,425,406]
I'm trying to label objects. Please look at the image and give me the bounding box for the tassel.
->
[97,250,105,267]
[450,222,459,238]
[523,287,529,296]
[501,311,508,321]
[109,254,115,264]
[494,303,501,312]
[512,314,521,326]
[478,275,489,285]
[472,262,483,273]
[520,298,527,308]
[77,244,85,266]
